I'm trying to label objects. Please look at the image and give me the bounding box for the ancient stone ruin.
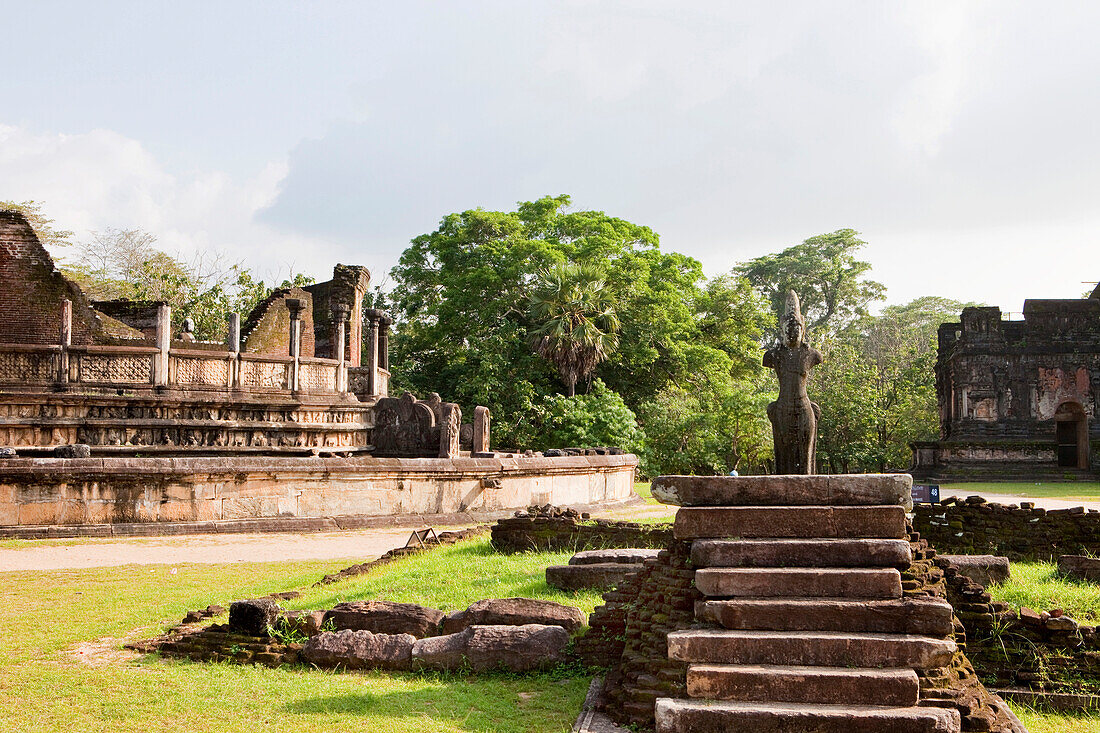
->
[586,474,1025,732]
[912,286,1100,480]
[0,210,637,530]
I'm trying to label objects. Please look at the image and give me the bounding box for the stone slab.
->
[692,538,912,568]
[696,597,955,636]
[1058,555,1100,582]
[569,548,661,565]
[546,563,640,591]
[667,630,957,670]
[694,568,902,599]
[673,506,907,540]
[653,474,913,510]
[654,699,961,733]
[941,555,1010,587]
[687,663,919,706]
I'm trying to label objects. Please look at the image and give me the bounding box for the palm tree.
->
[528,263,620,397]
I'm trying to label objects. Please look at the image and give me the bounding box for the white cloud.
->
[0,124,344,282]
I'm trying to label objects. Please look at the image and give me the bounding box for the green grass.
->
[1011,703,1100,732]
[940,481,1100,501]
[0,540,597,732]
[988,561,1100,622]
[633,481,658,504]
[286,537,604,615]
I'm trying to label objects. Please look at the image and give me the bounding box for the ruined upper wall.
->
[306,264,370,363]
[0,211,143,345]
[240,286,315,357]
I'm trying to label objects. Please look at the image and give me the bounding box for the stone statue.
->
[764,291,823,474]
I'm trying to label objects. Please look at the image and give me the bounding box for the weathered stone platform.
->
[0,453,637,528]
[652,473,963,733]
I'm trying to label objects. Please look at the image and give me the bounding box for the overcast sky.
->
[2,1,1098,312]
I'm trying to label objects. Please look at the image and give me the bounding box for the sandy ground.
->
[0,501,674,573]
[0,527,417,572]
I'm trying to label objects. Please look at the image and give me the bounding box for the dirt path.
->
[0,527,419,572]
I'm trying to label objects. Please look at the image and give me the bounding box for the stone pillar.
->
[154,304,171,387]
[332,304,349,393]
[439,402,462,459]
[379,314,391,372]
[287,298,303,392]
[227,312,240,389]
[364,308,382,396]
[473,405,490,454]
[58,299,72,384]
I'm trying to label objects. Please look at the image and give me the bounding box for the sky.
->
[1,1,1099,312]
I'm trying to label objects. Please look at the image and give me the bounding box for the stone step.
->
[694,567,902,598]
[696,597,955,636]
[667,630,956,670]
[673,506,906,540]
[687,663,920,706]
[692,538,912,569]
[653,474,913,509]
[655,699,961,733]
[545,563,639,591]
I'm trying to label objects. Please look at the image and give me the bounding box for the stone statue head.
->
[781,290,805,348]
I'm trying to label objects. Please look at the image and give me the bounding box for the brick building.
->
[911,284,1100,480]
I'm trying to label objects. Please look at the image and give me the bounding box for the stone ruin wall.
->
[917,297,1100,478]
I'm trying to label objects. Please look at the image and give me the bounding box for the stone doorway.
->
[1055,401,1089,469]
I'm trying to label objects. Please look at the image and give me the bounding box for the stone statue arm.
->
[809,347,824,368]
[763,347,778,369]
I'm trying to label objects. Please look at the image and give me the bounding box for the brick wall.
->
[240,287,315,357]
[913,495,1100,561]
[0,211,142,344]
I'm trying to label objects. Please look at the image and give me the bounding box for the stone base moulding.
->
[0,453,637,527]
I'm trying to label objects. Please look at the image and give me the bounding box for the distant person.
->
[729,469,739,477]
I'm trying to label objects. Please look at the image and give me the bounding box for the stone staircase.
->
[652,474,962,733]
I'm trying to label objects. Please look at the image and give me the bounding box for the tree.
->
[535,379,645,454]
[736,229,886,338]
[812,296,972,472]
[529,263,620,396]
[0,199,75,250]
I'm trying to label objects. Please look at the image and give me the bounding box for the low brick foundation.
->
[490,506,671,553]
[913,495,1100,561]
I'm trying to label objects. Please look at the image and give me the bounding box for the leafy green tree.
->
[736,229,886,338]
[534,379,645,454]
[389,194,731,448]
[529,263,620,396]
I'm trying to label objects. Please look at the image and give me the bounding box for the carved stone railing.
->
[0,343,343,395]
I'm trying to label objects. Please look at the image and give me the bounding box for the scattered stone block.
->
[411,624,570,672]
[53,444,91,458]
[940,555,1010,587]
[441,598,586,635]
[546,563,640,591]
[279,610,328,637]
[323,600,445,638]
[1058,555,1100,582]
[302,629,414,670]
[228,598,281,636]
[569,548,661,565]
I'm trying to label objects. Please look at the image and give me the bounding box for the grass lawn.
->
[1012,705,1100,732]
[939,481,1100,501]
[987,561,1100,623]
[0,539,600,733]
